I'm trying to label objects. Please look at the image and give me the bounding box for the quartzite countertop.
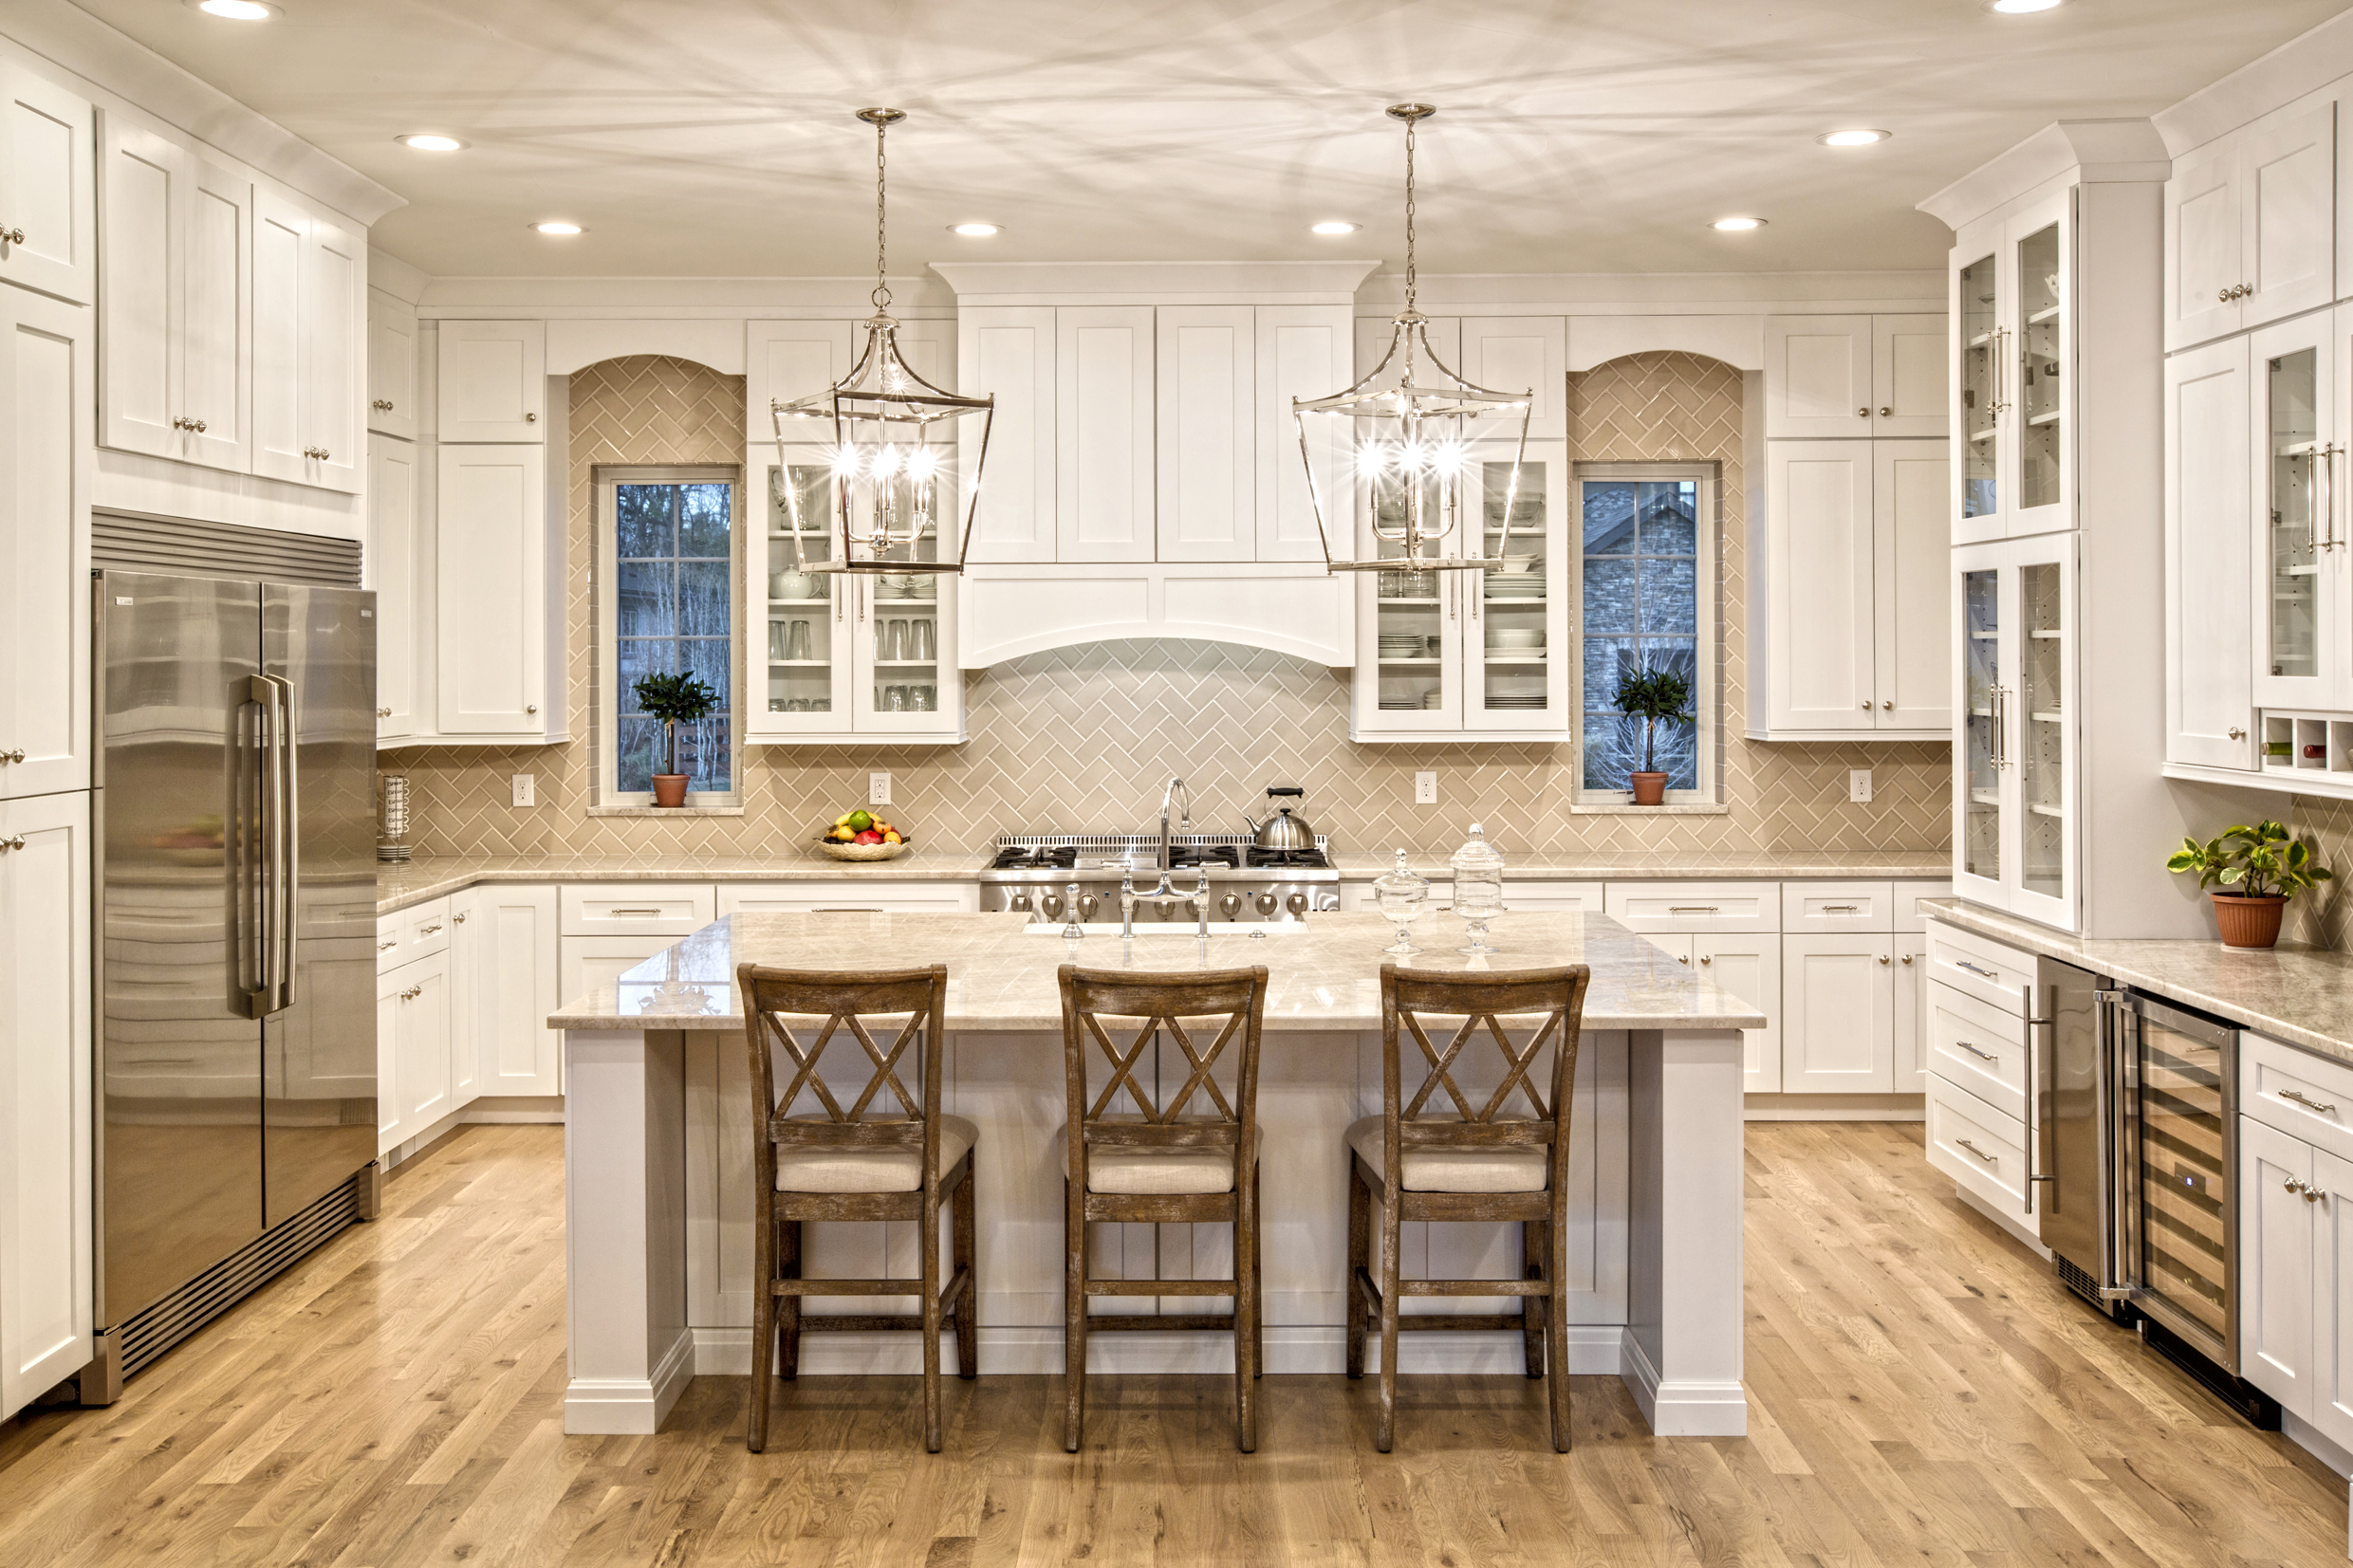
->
[1923,897,2353,1067]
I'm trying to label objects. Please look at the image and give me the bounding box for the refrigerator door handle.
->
[250,673,294,1016]
[235,674,279,1019]
[2024,985,2057,1212]
[270,673,299,1012]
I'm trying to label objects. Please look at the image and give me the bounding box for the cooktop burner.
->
[1246,847,1331,870]
[989,845,1080,871]
[1168,845,1242,871]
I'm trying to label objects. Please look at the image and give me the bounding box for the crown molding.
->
[2154,7,2353,157]
[369,248,430,306]
[930,260,1380,305]
[412,274,959,317]
[1917,119,2170,231]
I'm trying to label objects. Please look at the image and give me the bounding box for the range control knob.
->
[1315,894,1340,913]
[1219,893,1244,920]
[1286,892,1309,916]
[1078,893,1101,922]
[1040,893,1065,921]
[1254,892,1279,916]
[1008,891,1032,913]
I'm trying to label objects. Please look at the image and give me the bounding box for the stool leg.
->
[1377,1187,1402,1453]
[1251,1165,1265,1382]
[922,1189,944,1454]
[1521,1219,1546,1380]
[1235,1180,1258,1453]
[1064,1177,1086,1453]
[953,1155,978,1381]
[749,1214,775,1453]
[1545,1209,1571,1453]
[1344,1157,1369,1380]
[779,1219,803,1381]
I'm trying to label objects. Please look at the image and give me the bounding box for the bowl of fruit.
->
[817,809,910,860]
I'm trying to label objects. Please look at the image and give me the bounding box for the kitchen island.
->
[550,908,1765,1438]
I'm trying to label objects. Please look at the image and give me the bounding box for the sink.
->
[1019,921,1308,937]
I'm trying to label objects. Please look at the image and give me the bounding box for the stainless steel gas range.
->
[978,834,1341,925]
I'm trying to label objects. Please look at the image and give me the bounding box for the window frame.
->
[1570,461,1719,804]
[595,464,744,807]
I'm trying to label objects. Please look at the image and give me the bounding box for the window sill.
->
[1568,801,1730,816]
[586,804,747,818]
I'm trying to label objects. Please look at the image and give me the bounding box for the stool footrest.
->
[1082,1277,1240,1298]
[1082,1313,1238,1333]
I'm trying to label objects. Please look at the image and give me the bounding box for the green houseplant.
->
[2166,820,2332,949]
[632,671,719,808]
[1614,662,1695,806]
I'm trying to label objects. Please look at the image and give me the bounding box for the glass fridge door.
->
[2121,996,2238,1368]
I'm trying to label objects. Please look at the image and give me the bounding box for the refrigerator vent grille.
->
[2054,1253,2103,1306]
[117,1179,362,1380]
[93,512,362,589]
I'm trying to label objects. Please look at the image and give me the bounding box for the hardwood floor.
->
[2,1120,2345,1566]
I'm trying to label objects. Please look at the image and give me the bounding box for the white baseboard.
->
[381,1098,566,1171]
[1744,1093,1925,1122]
[1620,1333,1749,1437]
[563,1328,695,1434]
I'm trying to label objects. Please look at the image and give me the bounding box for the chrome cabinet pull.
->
[1821,904,1861,913]
[377,707,391,718]
[1950,1039,1999,1062]
[1955,1137,1998,1165]
[526,704,539,715]
[2280,1087,2340,1116]
[2308,1187,2331,1205]
[1901,954,1914,965]
[417,923,441,935]
[1856,405,1869,418]
[2229,726,2247,740]
[378,938,398,951]
[608,908,665,917]
[1954,959,2001,981]
[1666,905,1720,914]
[1879,953,1890,965]
[1675,953,1689,965]
[0,836,23,853]
[1879,406,1893,417]
[525,412,537,423]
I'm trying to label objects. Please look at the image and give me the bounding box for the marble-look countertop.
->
[547,909,1769,1035]
[380,847,1953,915]
[1922,898,2353,1068]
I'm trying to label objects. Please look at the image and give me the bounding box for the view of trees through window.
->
[1581,476,1701,792]
[614,480,733,794]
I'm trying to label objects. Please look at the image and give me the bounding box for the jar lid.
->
[1449,822,1505,875]
[1372,847,1429,899]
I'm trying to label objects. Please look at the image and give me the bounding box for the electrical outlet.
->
[1414,770,1438,805]
[869,770,892,806]
[511,773,535,808]
[1848,768,1872,803]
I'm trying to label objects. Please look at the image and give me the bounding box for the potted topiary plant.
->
[632,671,719,808]
[1614,662,1695,806]
[2166,819,2333,949]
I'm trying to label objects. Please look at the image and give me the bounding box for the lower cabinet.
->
[377,949,450,1155]
[1781,936,1899,1093]
[1925,1071,2036,1221]
[0,791,93,1419]
[1698,933,1783,1094]
[1893,935,1929,1093]
[377,882,561,1156]
[561,934,677,1007]
[2239,1108,2353,1448]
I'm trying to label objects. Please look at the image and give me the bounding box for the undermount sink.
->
[1019,921,1308,937]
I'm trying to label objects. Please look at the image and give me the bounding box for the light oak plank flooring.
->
[1,1120,2344,1566]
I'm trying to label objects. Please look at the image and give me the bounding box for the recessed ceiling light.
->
[1712,216,1766,231]
[1310,220,1361,235]
[948,222,1001,237]
[532,221,584,235]
[193,0,275,18]
[1987,0,2065,11]
[398,134,466,153]
[1817,129,1890,148]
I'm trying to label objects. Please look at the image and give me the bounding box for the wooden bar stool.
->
[738,962,977,1454]
[1345,961,1590,1452]
[1058,962,1269,1454]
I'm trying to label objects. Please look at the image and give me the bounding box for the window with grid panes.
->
[601,470,740,802]
[1576,467,1715,801]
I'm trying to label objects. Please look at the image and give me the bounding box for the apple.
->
[856,829,884,844]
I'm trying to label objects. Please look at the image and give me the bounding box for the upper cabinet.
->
[1762,315,1945,439]
[2165,100,2334,352]
[366,288,417,440]
[0,286,91,801]
[435,443,564,740]
[0,65,95,306]
[1058,305,1155,563]
[1456,317,1566,438]
[436,319,545,442]
[1155,305,1254,563]
[250,189,361,493]
[2163,336,2255,772]
[1949,193,2071,543]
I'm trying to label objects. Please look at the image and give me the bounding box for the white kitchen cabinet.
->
[2242,1114,2318,1417]
[435,444,562,740]
[2249,309,2350,714]
[1764,315,1872,438]
[366,434,417,742]
[2164,336,2255,770]
[374,965,400,1151]
[251,188,361,493]
[0,790,92,1420]
[2164,100,2334,353]
[1696,933,1783,1095]
[448,889,482,1105]
[1156,305,1254,562]
[1456,316,1566,439]
[2309,1141,2353,1452]
[1254,304,1353,563]
[1892,937,1929,1094]
[0,286,90,801]
[0,65,94,306]
[561,935,676,1013]
[1753,439,1947,738]
[1781,935,1898,1094]
[366,288,417,440]
[744,318,854,437]
[957,305,1055,563]
[398,952,454,1137]
[436,319,545,442]
[1870,315,1949,438]
[1953,535,2076,931]
[98,122,250,472]
[1057,305,1155,563]
[465,884,561,1098]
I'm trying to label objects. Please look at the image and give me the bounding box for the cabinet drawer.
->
[1782,881,1895,933]
[716,882,980,916]
[1890,881,1953,934]
[400,897,452,963]
[375,913,405,968]
[1604,881,1779,933]
[1923,919,2036,1015]
[2244,1032,2353,1167]
[1927,979,2027,1120]
[1926,1073,2034,1219]
[1502,880,1605,913]
[559,883,715,936]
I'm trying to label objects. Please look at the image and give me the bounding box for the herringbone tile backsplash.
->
[381,352,1951,860]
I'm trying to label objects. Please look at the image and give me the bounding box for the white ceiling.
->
[69,0,2351,280]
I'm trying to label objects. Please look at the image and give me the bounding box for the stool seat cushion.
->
[1345,1116,1550,1193]
[1058,1118,1262,1194]
[772,1115,977,1193]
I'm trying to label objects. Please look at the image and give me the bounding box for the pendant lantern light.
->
[1292,104,1534,575]
[770,108,995,575]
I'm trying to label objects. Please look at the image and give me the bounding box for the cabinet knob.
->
[373,399,395,412]
[526,703,538,715]
[454,911,466,924]
[1878,407,1893,417]
[1857,406,1870,418]
[1861,701,1872,710]
[377,707,391,718]
[1881,700,1893,710]
[1879,953,1891,965]
[0,748,21,764]
[1901,954,1914,965]
[0,836,22,853]
[525,412,538,423]
[2229,726,2247,740]
[1697,954,1712,965]
[0,227,23,247]
[2219,286,2233,303]
[1676,953,1689,965]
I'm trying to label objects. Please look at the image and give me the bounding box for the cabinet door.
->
[2166,138,2244,352]
[1763,315,1872,438]
[2240,1115,2314,1418]
[399,953,453,1134]
[1765,441,1876,730]
[478,885,560,1097]
[250,189,309,484]
[2248,310,2345,711]
[958,306,1054,563]
[0,792,91,1420]
[1056,305,1154,563]
[2163,337,2254,769]
[1457,317,1565,439]
[1891,937,1929,1094]
[0,288,89,801]
[1780,936,1895,1094]
[376,963,402,1152]
[298,212,361,492]
[436,319,547,442]
[1873,440,1952,730]
[1870,314,1947,438]
[1254,304,1351,563]
[367,435,417,742]
[2239,101,2335,335]
[97,120,181,460]
[743,319,852,439]
[2307,1145,2353,1451]
[2006,196,2070,538]
[1696,932,1782,1095]
[0,67,94,305]
[559,934,676,1011]
[1952,218,2005,545]
[435,445,549,733]
[448,891,481,1104]
[180,159,250,473]
[1156,305,1254,562]
[366,288,417,440]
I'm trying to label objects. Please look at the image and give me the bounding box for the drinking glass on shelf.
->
[911,618,936,661]
[768,620,787,660]
[1372,849,1430,956]
[913,685,935,711]
[883,685,907,711]
[785,620,811,661]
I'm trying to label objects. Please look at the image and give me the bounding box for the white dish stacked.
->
[1378,633,1429,661]
[1487,575,1545,601]
[1486,629,1546,661]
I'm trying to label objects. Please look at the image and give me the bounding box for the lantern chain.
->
[873,113,890,313]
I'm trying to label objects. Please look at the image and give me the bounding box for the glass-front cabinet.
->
[2248,311,2347,713]
[1952,534,2076,930]
[1949,193,2070,543]
[1350,439,1570,740]
[741,457,964,744]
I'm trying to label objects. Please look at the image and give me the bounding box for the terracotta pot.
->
[1629,772,1669,806]
[2212,891,2288,950]
[651,774,690,808]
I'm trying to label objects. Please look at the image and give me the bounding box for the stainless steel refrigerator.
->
[85,569,379,1395]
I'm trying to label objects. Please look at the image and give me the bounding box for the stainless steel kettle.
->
[1242,785,1317,852]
